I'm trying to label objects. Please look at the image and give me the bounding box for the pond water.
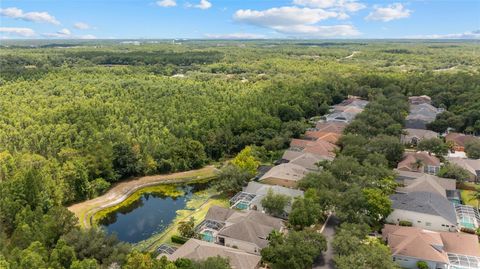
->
[100,183,207,243]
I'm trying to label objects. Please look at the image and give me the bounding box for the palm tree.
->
[469,187,480,209]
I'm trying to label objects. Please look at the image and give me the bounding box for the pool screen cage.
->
[447,253,480,269]
[195,219,225,233]
[156,244,177,255]
[455,204,480,229]
[229,192,256,209]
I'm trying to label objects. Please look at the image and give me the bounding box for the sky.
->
[0,0,479,39]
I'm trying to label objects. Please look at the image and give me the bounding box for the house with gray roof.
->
[447,157,480,182]
[405,103,442,130]
[386,192,458,232]
[164,239,261,269]
[259,163,309,188]
[401,128,438,145]
[230,181,304,218]
[195,206,284,255]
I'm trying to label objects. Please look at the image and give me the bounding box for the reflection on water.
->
[100,182,209,243]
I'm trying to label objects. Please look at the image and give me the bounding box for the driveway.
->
[313,215,340,269]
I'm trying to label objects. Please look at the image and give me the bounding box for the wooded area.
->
[0,40,479,269]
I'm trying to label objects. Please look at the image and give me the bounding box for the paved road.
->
[313,215,340,269]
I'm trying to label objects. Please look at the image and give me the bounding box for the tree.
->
[417,138,448,157]
[123,251,155,269]
[261,189,290,217]
[465,139,480,159]
[362,188,392,227]
[288,189,323,230]
[417,261,429,269]
[367,135,405,167]
[261,230,327,269]
[230,146,260,176]
[112,142,142,179]
[178,217,195,238]
[49,239,76,269]
[469,187,480,209]
[215,165,251,195]
[70,259,98,269]
[438,163,471,182]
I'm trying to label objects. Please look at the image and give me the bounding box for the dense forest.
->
[0,40,479,269]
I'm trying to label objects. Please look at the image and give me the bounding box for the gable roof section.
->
[445,133,478,148]
[447,157,480,176]
[402,128,438,142]
[390,192,457,224]
[289,152,327,170]
[314,121,347,134]
[304,131,342,144]
[244,181,304,198]
[167,239,261,269]
[289,139,337,158]
[397,152,440,172]
[397,174,455,197]
[205,207,284,249]
[260,163,309,182]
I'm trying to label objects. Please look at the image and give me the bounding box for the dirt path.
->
[345,51,360,59]
[68,166,217,228]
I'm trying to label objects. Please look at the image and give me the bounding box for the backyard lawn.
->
[461,190,478,208]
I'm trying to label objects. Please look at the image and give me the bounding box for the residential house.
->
[325,111,357,123]
[445,133,478,152]
[408,95,432,105]
[382,224,480,269]
[164,239,261,269]
[395,171,458,203]
[289,138,337,159]
[195,206,284,254]
[304,130,342,144]
[289,152,326,171]
[259,163,308,187]
[396,152,441,175]
[230,181,304,218]
[336,98,369,109]
[280,149,334,164]
[405,103,441,130]
[386,192,457,232]
[314,121,347,134]
[446,157,480,182]
[401,128,438,145]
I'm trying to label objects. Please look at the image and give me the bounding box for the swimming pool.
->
[202,230,214,242]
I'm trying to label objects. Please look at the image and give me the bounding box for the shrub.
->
[171,235,188,244]
[460,227,476,234]
[417,261,428,269]
[399,220,412,227]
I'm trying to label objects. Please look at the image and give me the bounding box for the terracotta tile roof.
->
[314,122,347,134]
[445,133,478,148]
[382,225,480,264]
[304,131,342,144]
[397,152,440,172]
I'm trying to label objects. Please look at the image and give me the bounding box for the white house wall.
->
[386,209,456,232]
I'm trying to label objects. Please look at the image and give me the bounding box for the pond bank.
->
[67,166,218,228]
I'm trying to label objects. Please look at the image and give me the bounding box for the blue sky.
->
[0,0,479,39]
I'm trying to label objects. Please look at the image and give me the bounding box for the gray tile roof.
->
[390,192,457,224]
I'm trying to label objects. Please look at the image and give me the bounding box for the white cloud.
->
[408,30,480,39]
[205,33,266,39]
[293,0,366,12]
[366,3,411,22]
[156,0,177,7]
[0,7,60,25]
[0,27,36,37]
[74,22,91,30]
[274,24,360,37]
[186,0,212,9]
[234,7,338,27]
[43,28,72,38]
[233,6,359,37]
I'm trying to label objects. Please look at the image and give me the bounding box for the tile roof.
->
[260,163,309,182]
[447,157,480,176]
[382,225,480,264]
[205,206,284,249]
[390,192,457,224]
[445,133,478,148]
[396,173,456,198]
[397,151,440,172]
[314,121,347,134]
[167,239,261,269]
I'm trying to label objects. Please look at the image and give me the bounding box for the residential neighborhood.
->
[154,95,480,269]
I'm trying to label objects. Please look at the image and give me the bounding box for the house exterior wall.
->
[392,255,447,269]
[260,177,298,188]
[386,209,457,232]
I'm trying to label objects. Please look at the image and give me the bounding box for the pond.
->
[99,183,208,243]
